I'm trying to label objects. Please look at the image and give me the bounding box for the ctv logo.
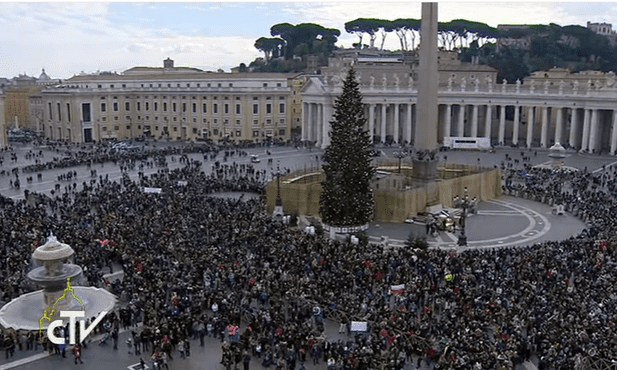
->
[47,310,108,345]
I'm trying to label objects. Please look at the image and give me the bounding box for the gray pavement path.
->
[367,195,586,250]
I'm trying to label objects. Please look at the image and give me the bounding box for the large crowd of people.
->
[0,144,616,369]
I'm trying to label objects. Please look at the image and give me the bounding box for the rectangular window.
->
[163,102,167,112]
[102,126,107,131]
[266,119,272,125]
[172,103,177,112]
[279,103,285,114]
[182,103,186,112]
[213,129,218,136]
[48,102,53,120]
[266,103,272,114]
[213,118,218,124]
[235,104,241,114]
[213,104,218,114]
[253,119,258,125]
[192,103,197,113]
[224,104,229,114]
[137,102,141,111]
[279,118,285,125]
[125,102,130,111]
[253,130,259,137]
[236,120,241,125]
[145,102,149,111]
[114,125,119,131]
[236,130,241,137]
[202,103,207,113]
[81,103,91,123]
[101,103,106,112]
[279,129,286,136]
[66,103,71,122]
[57,103,62,121]
[154,102,158,111]
[113,102,118,112]
[253,104,258,115]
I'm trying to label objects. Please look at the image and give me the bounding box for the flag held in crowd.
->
[391,284,405,295]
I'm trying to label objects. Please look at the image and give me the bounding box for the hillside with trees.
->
[246,18,617,81]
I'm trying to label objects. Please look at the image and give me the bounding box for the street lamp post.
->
[393,150,407,173]
[454,187,471,247]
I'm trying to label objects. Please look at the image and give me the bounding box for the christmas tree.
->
[320,67,375,226]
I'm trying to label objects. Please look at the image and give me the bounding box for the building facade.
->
[302,50,617,155]
[40,59,298,143]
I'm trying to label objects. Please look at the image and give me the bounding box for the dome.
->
[32,235,74,261]
[38,68,50,81]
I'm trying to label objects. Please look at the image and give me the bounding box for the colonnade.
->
[303,100,617,154]
[303,101,415,146]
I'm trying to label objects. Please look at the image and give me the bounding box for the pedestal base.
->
[412,158,439,182]
[412,159,441,211]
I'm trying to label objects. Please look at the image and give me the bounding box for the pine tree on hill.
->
[319,67,375,227]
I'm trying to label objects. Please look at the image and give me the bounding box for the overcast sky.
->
[1,2,616,79]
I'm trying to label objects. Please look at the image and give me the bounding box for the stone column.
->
[589,109,599,153]
[569,108,579,149]
[405,103,413,144]
[471,104,479,137]
[611,110,617,155]
[316,103,323,146]
[484,105,492,139]
[457,104,465,137]
[554,107,563,144]
[307,103,313,141]
[393,103,400,144]
[526,106,535,148]
[322,103,332,147]
[580,109,591,152]
[444,104,452,139]
[301,102,307,141]
[512,105,520,146]
[540,106,549,148]
[381,104,387,143]
[369,104,375,144]
[498,105,506,145]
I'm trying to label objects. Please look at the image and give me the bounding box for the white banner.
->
[350,321,368,332]
[143,187,162,194]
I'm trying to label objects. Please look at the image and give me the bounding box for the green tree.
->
[254,37,284,63]
[320,68,375,226]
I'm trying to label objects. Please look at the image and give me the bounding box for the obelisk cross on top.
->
[415,2,439,153]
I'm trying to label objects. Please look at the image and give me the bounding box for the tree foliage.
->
[320,68,375,227]
[270,22,340,60]
[249,17,617,78]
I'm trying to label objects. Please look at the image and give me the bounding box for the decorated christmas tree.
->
[319,67,375,226]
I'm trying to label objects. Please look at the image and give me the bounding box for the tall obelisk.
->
[413,2,441,212]
[414,2,439,153]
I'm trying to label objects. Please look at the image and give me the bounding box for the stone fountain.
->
[0,234,117,331]
[27,234,83,312]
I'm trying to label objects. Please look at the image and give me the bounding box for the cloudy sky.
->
[1,2,616,79]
